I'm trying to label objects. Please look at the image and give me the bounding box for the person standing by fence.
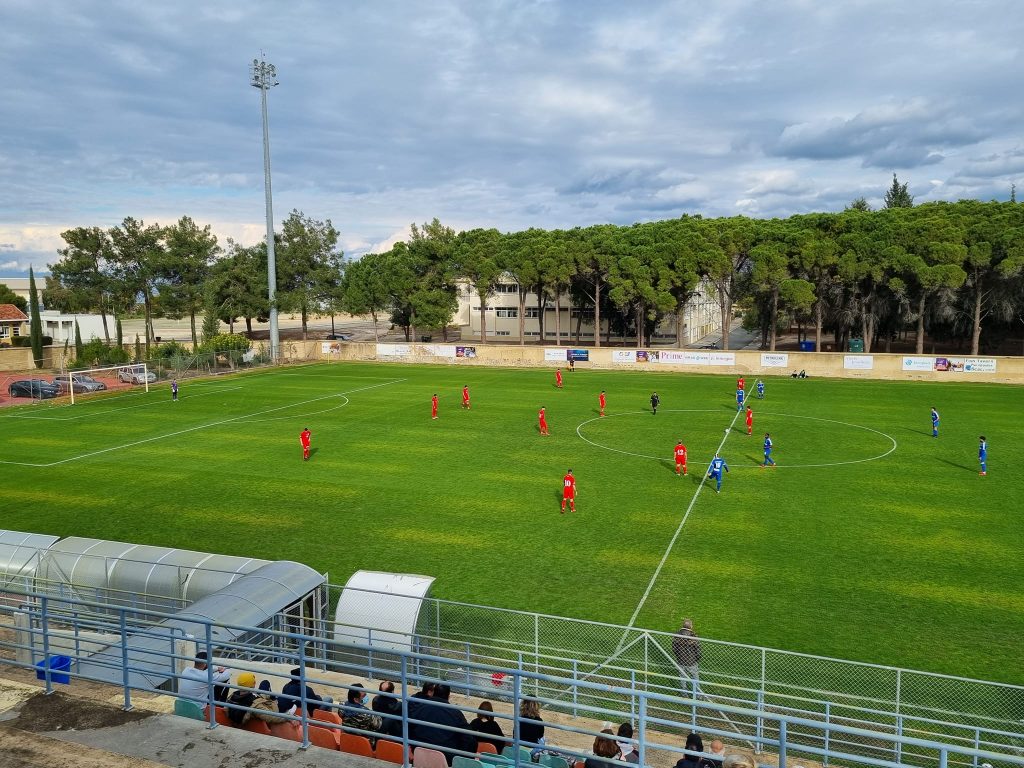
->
[672,619,702,698]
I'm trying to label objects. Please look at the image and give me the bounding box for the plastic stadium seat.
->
[414,747,450,768]
[244,718,273,736]
[312,708,343,726]
[340,732,375,757]
[376,739,412,765]
[269,721,303,741]
[454,757,486,768]
[309,723,342,750]
[173,699,205,720]
[540,756,570,768]
[479,754,513,767]
[477,742,499,755]
[502,746,532,764]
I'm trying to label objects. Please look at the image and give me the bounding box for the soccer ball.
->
[724,428,730,434]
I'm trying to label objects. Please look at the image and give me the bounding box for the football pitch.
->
[1,361,1021,685]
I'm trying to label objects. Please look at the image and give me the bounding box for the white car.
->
[117,366,156,385]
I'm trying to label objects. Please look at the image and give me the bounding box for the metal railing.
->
[3,588,1023,768]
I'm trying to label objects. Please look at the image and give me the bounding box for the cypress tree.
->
[74,320,84,362]
[28,266,43,368]
[134,334,142,363]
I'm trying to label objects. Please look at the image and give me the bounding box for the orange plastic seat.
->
[309,723,341,750]
[377,739,412,765]
[203,705,234,727]
[340,732,375,758]
[477,742,499,755]
[268,721,302,741]
[244,718,273,736]
[312,709,343,726]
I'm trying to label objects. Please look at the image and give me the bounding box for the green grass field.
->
[2,362,1021,685]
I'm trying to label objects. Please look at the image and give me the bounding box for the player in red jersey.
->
[674,441,687,476]
[745,406,753,436]
[538,406,549,436]
[599,390,606,417]
[561,469,576,513]
[555,369,563,388]
[300,427,311,461]
[431,393,439,420]
[737,376,746,391]
[462,385,471,409]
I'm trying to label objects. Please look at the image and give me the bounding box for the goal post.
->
[55,363,152,404]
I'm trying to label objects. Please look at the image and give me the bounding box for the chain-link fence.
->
[329,585,1024,767]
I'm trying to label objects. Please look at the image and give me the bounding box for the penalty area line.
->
[0,378,405,468]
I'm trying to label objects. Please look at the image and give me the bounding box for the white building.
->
[456,277,721,346]
[40,312,116,344]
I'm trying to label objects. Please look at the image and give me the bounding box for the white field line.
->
[621,395,749,637]
[0,387,243,422]
[0,378,405,468]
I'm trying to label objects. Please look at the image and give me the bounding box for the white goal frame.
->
[57,363,151,405]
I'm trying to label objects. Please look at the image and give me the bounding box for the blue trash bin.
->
[799,340,816,352]
[35,655,72,684]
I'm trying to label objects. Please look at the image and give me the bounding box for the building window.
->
[524,331,540,337]
[495,308,518,318]
[494,284,519,294]
[525,308,540,318]
[494,330,511,336]
[0,325,9,339]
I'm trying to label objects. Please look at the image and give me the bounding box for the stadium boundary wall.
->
[309,342,1024,383]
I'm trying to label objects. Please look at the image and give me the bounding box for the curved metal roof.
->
[35,536,270,610]
[333,570,435,651]
[0,529,60,586]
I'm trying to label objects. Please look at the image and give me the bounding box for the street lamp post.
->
[250,55,280,362]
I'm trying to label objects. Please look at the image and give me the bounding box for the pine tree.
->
[884,173,914,208]
[74,320,83,362]
[846,196,871,211]
[28,267,43,368]
[115,317,123,350]
[201,305,220,345]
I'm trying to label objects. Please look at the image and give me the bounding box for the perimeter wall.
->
[311,341,1024,384]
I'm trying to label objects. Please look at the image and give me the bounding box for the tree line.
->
[42,198,1024,356]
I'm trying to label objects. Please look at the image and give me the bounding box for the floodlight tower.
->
[250,55,280,362]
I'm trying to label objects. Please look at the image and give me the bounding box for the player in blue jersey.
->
[735,388,744,411]
[931,407,939,438]
[978,436,987,476]
[762,433,776,467]
[707,454,729,493]
[756,379,765,399]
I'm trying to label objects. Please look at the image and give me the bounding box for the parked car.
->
[52,373,108,394]
[8,379,61,399]
[117,366,156,385]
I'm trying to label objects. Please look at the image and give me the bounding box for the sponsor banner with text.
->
[934,357,998,373]
[844,355,874,370]
[657,350,688,364]
[902,356,934,371]
[760,353,789,367]
[544,348,568,361]
[455,346,477,358]
[612,350,636,363]
[568,349,590,362]
[709,352,736,366]
[424,345,457,358]
[377,343,411,357]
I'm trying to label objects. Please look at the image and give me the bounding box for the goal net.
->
[54,363,153,404]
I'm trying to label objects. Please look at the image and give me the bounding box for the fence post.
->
[204,623,216,728]
[631,669,637,723]
[40,595,52,695]
[534,614,540,693]
[895,669,903,764]
[400,654,411,763]
[939,748,948,768]
[120,610,132,711]
[368,628,375,680]
[638,690,648,768]
[971,728,981,768]
[572,659,578,717]
[778,719,787,768]
[298,644,310,748]
[512,668,522,763]
[823,701,830,768]
[757,647,767,753]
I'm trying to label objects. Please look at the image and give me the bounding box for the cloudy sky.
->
[2,0,1022,274]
